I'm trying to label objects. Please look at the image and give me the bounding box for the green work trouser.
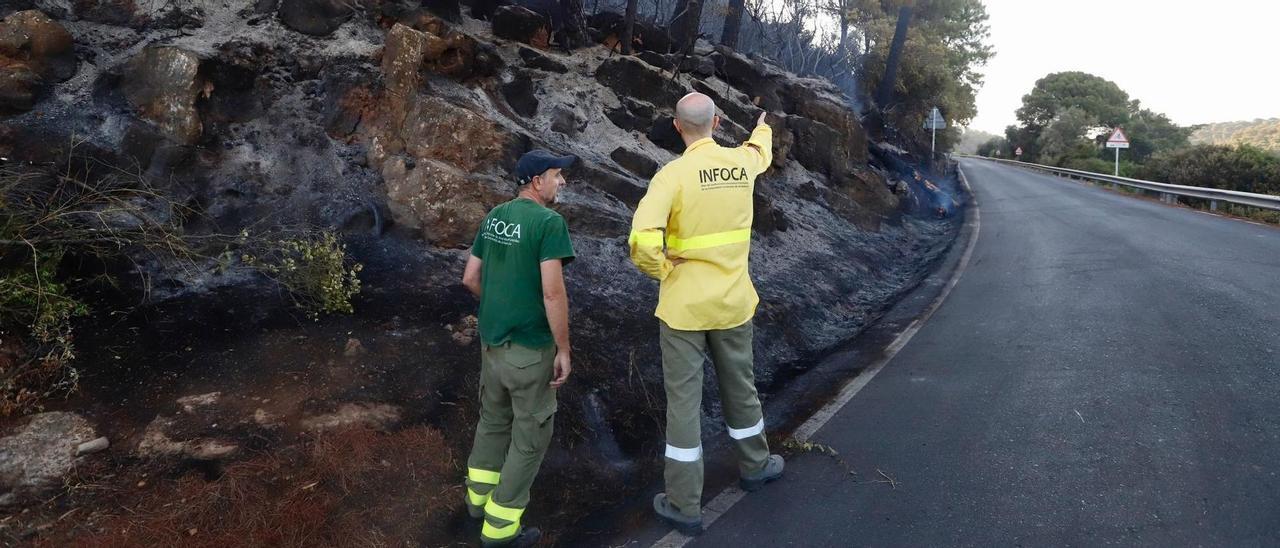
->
[465,342,557,543]
[660,320,770,517]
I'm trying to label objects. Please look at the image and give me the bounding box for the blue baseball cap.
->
[516,150,577,186]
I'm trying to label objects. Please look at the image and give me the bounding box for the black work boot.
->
[481,526,541,547]
[653,493,703,535]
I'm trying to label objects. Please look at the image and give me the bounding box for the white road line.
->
[650,166,984,548]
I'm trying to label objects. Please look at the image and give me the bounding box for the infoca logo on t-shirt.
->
[482,217,522,246]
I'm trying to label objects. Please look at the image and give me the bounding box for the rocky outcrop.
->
[0,10,75,111]
[501,74,539,117]
[382,157,509,247]
[279,0,354,36]
[0,412,97,506]
[587,12,672,54]
[401,15,503,79]
[605,96,657,133]
[518,45,568,73]
[492,5,551,49]
[610,146,658,178]
[40,0,206,28]
[595,56,687,113]
[550,105,585,136]
[0,66,39,112]
[121,47,204,144]
[383,23,431,103]
[384,95,527,171]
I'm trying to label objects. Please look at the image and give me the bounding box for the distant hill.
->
[1191,118,1280,153]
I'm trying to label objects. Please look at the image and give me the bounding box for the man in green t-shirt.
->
[460,149,576,547]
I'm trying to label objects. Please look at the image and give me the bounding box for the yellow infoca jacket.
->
[628,124,773,331]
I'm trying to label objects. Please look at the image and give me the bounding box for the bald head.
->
[675,92,717,138]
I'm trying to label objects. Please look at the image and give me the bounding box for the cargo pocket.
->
[505,344,546,369]
[513,401,557,455]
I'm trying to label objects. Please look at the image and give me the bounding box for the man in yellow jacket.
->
[629,92,784,535]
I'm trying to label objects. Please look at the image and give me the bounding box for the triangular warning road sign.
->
[1107,127,1129,143]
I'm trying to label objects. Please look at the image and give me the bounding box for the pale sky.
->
[969,0,1280,134]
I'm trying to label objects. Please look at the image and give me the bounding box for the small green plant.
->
[0,250,87,416]
[780,438,839,456]
[242,231,363,320]
[0,145,181,416]
[1,142,366,416]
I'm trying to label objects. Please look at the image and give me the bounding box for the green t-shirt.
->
[471,198,575,348]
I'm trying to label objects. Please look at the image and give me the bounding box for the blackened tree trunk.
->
[720,0,745,48]
[837,0,848,55]
[874,5,912,108]
[622,0,638,54]
[558,0,587,49]
[669,0,704,54]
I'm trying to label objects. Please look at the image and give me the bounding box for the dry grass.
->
[29,426,461,547]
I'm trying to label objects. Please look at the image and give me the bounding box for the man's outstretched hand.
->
[757,111,769,126]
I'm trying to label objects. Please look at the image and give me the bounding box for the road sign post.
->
[1105,127,1130,176]
[924,107,946,156]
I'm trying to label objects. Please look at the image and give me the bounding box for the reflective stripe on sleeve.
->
[664,443,703,462]
[666,228,751,252]
[727,418,765,440]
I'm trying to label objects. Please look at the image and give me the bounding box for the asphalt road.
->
[686,159,1280,546]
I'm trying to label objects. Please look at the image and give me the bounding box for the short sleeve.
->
[470,217,488,259]
[539,214,575,266]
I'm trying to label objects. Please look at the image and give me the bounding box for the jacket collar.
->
[683,137,716,154]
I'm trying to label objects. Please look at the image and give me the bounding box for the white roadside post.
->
[925,107,946,157]
[1106,127,1130,176]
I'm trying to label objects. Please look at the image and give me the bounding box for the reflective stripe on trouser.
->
[482,498,525,540]
[659,320,770,516]
[465,342,558,541]
[466,467,499,509]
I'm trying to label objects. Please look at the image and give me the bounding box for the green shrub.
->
[242,232,363,320]
[1136,144,1280,195]
[0,250,87,416]
[1062,157,1114,175]
[1,150,364,416]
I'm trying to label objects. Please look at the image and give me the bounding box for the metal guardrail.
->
[968,157,1280,212]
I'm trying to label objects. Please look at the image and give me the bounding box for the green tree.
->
[1124,106,1194,163]
[856,0,994,154]
[1008,72,1195,166]
[1038,106,1098,165]
[1004,124,1039,160]
[976,136,1007,157]
[1016,71,1131,131]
